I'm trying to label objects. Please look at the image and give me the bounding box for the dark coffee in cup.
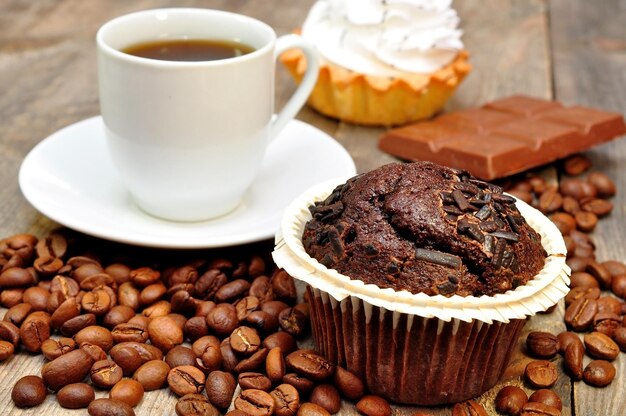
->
[122,39,254,62]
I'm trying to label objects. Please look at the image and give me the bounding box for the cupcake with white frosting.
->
[281,0,471,126]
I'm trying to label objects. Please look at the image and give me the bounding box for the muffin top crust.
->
[302,162,546,297]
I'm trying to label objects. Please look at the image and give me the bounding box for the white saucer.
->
[19,116,356,248]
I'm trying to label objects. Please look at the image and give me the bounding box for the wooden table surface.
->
[1,0,625,415]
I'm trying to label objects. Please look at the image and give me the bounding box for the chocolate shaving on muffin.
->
[302,162,546,297]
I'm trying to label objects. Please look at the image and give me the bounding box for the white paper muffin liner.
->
[273,177,570,325]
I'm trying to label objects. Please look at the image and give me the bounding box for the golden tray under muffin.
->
[280,49,471,126]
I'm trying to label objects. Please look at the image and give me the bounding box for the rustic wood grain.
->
[0,0,624,415]
[549,1,626,415]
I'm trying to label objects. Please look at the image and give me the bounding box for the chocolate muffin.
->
[302,162,546,297]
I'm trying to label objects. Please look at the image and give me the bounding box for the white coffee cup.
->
[97,8,318,222]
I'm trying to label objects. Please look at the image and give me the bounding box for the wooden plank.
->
[549,0,626,414]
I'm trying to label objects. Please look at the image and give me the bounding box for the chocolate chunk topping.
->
[489,230,520,242]
[415,248,462,270]
[474,205,492,221]
[451,189,473,212]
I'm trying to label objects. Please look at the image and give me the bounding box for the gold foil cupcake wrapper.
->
[273,178,571,324]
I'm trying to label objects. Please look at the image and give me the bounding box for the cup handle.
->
[270,34,319,141]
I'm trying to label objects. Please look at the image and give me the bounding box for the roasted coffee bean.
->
[602,259,626,276]
[332,366,364,401]
[110,346,142,376]
[112,322,149,344]
[105,263,132,285]
[4,302,32,326]
[249,276,274,303]
[538,189,562,213]
[0,320,20,346]
[206,370,236,409]
[75,325,114,352]
[133,359,170,391]
[234,347,268,373]
[263,331,297,354]
[11,375,47,408]
[220,338,240,373]
[596,296,622,315]
[278,308,308,337]
[234,296,260,321]
[261,300,290,318]
[230,326,261,355]
[563,154,592,175]
[165,345,197,368]
[167,365,206,396]
[22,286,50,311]
[283,372,315,394]
[183,316,209,341]
[91,359,123,388]
[297,402,331,416]
[575,211,598,232]
[271,270,298,302]
[271,383,300,416]
[61,313,97,336]
[214,279,250,303]
[569,272,599,289]
[88,398,135,416]
[239,372,272,391]
[310,384,341,414]
[176,393,219,416]
[194,269,228,300]
[41,337,76,360]
[586,261,612,288]
[561,177,597,200]
[0,267,36,287]
[564,286,600,306]
[581,198,613,217]
[19,314,50,353]
[148,316,183,352]
[356,395,393,416]
[525,360,557,388]
[528,389,562,411]
[550,212,576,236]
[127,315,152,328]
[584,331,619,360]
[140,282,167,305]
[286,350,335,382]
[564,297,597,331]
[119,282,141,311]
[81,289,112,316]
[50,297,81,329]
[586,171,615,197]
[41,348,95,391]
[266,347,286,384]
[206,303,239,336]
[495,385,527,415]
[0,339,15,360]
[57,382,95,409]
[142,299,171,318]
[248,255,266,277]
[563,337,584,380]
[610,275,626,298]
[519,402,560,416]
[110,379,144,407]
[130,267,160,287]
[593,312,622,338]
[80,342,108,362]
[0,288,25,308]
[234,389,275,416]
[614,327,626,351]
[526,332,558,358]
[104,305,136,328]
[567,256,591,273]
[246,310,279,334]
[583,360,615,387]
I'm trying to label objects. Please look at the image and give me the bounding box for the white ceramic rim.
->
[273,177,571,324]
[96,8,275,68]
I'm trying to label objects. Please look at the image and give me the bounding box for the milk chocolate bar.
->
[379,95,626,180]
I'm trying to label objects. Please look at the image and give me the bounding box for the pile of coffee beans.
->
[492,154,625,415]
[0,231,400,415]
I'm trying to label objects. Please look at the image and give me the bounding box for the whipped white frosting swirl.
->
[302,0,464,77]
